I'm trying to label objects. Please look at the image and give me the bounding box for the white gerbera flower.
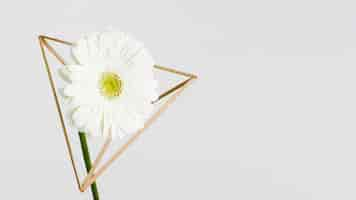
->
[59,30,158,139]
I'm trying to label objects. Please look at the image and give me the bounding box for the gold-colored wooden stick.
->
[80,135,112,192]
[38,37,81,190]
[81,78,194,191]
[153,78,191,103]
[40,37,67,65]
[154,65,198,79]
[39,35,74,46]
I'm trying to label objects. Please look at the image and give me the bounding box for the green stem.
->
[78,132,100,200]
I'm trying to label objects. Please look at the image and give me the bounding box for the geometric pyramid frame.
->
[38,35,197,193]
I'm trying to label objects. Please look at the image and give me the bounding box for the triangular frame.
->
[38,35,197,192]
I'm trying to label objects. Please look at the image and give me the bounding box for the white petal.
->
[72,106,92,130]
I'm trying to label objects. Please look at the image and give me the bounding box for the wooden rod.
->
[154,65,198,79]
[83,78,195,187]
[80,135,112,191]
[39,37,81,190]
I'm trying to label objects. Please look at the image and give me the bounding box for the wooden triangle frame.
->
[38,35,197,192]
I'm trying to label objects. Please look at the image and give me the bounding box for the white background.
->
[1,0,356,199]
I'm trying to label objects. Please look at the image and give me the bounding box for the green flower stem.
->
[79,132,100,200]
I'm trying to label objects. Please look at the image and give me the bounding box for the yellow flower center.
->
[99,72,123,99]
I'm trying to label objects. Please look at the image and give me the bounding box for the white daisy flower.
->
[59,30,158,139]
